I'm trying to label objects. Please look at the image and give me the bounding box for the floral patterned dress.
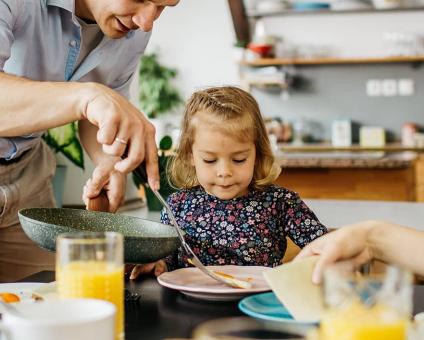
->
[161,185,327,270]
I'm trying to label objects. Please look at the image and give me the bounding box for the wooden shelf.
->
[278,143,424,153]
[241,55,424,66]
[248,6,424,18]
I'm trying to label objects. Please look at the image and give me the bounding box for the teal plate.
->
[238,292,318,325]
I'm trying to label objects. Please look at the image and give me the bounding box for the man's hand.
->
[82,83,160,190]
[294,222,374,284]
[83,158,127,213]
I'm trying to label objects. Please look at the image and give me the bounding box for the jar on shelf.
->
[401,123,418,147]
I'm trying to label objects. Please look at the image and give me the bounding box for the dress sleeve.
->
[0,0,20,70]
[281,190,327,248]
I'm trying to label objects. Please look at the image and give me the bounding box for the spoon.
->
[133,163,252,289]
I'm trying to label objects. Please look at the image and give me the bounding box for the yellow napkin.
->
[263,256,324,321]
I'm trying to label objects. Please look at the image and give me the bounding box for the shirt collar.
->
[46,0,75,13]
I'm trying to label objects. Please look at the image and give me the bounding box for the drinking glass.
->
[320,262,413,340]
[56,232,124,340]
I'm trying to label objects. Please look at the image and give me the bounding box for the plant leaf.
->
[138,53,182,118]
[61,138,84,168]
[43,123,84,169]
[159,135,173,151]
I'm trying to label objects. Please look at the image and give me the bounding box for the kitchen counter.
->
[120,198,424,231]
[276,151,417,169]
[305,199,424,230]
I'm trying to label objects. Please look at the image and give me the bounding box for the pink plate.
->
[157,265,271,301]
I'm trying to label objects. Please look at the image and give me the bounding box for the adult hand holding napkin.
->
[263,256,324,322]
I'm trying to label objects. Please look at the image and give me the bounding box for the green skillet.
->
[18,207,181,264]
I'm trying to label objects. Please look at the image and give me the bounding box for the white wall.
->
[62,1,424,205]
[263,11,424,57]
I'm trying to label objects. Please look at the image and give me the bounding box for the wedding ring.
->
[115,137,128,145]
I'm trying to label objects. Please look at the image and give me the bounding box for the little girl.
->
[130,86,327,278]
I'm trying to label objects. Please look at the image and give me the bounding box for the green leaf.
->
[43,123,84,169]
[138,53,182,118]
[159,135,173,151]
[61,138,84,168]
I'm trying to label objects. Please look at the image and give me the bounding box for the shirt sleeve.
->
[281,190,327,248]
[0,0,19,70]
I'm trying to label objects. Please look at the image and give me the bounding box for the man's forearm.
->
[368,221,424,275]
[0,72,93,136]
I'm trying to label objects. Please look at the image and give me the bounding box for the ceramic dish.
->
[0,282,57,306]
[157,265,271,301]
[238,292,318,334]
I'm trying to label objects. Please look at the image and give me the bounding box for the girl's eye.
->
[203,159,216,164]
[233,159,247,163]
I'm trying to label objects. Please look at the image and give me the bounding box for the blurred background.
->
[59,0,424,207]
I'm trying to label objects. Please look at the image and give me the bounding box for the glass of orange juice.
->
[320,262,412,340]
[56,232,124,340]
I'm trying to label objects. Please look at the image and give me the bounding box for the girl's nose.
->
[132,4,159,32]
[216,162,232,178]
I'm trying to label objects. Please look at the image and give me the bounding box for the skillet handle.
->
[87,190,110,212]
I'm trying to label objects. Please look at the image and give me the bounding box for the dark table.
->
[20,271,424,340]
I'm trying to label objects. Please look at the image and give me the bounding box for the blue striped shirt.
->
[0,0,151,160]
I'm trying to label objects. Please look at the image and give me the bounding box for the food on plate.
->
[0,292,20,303]
[0,291,44,303]
[213,271,253,289]
[186,259,253,289]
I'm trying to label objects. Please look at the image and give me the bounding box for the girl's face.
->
[191,121,256,200]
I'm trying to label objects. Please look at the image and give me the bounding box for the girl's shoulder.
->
[256,184,300,200]
[167,187,206,205]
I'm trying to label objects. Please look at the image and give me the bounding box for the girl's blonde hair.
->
[169,86,281,190]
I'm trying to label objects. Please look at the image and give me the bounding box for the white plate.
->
[0,282,57,306]
[157,265,271,301]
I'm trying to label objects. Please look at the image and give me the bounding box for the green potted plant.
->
[132,135,176,211]
[43,123,84,207]
[138,52,183,141]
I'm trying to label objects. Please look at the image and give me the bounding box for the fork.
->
[133,163,252,289]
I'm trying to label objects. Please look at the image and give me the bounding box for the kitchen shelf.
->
[241,55,424,66]
[278,143,424,153]
[248,6,424,18]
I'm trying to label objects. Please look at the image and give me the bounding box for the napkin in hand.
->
[263,256,324,322]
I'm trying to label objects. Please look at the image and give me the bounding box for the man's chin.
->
[101,27,128,39]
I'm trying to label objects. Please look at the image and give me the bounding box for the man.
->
[0,0,179,282]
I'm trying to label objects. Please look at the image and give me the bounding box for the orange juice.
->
[57,261,124,340]
[320,301,407,340]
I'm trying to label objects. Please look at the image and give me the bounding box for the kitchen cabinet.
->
[228,0,424,49]
[273,152,424,202]
[241,55,424,67]
[229,0,424,89]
